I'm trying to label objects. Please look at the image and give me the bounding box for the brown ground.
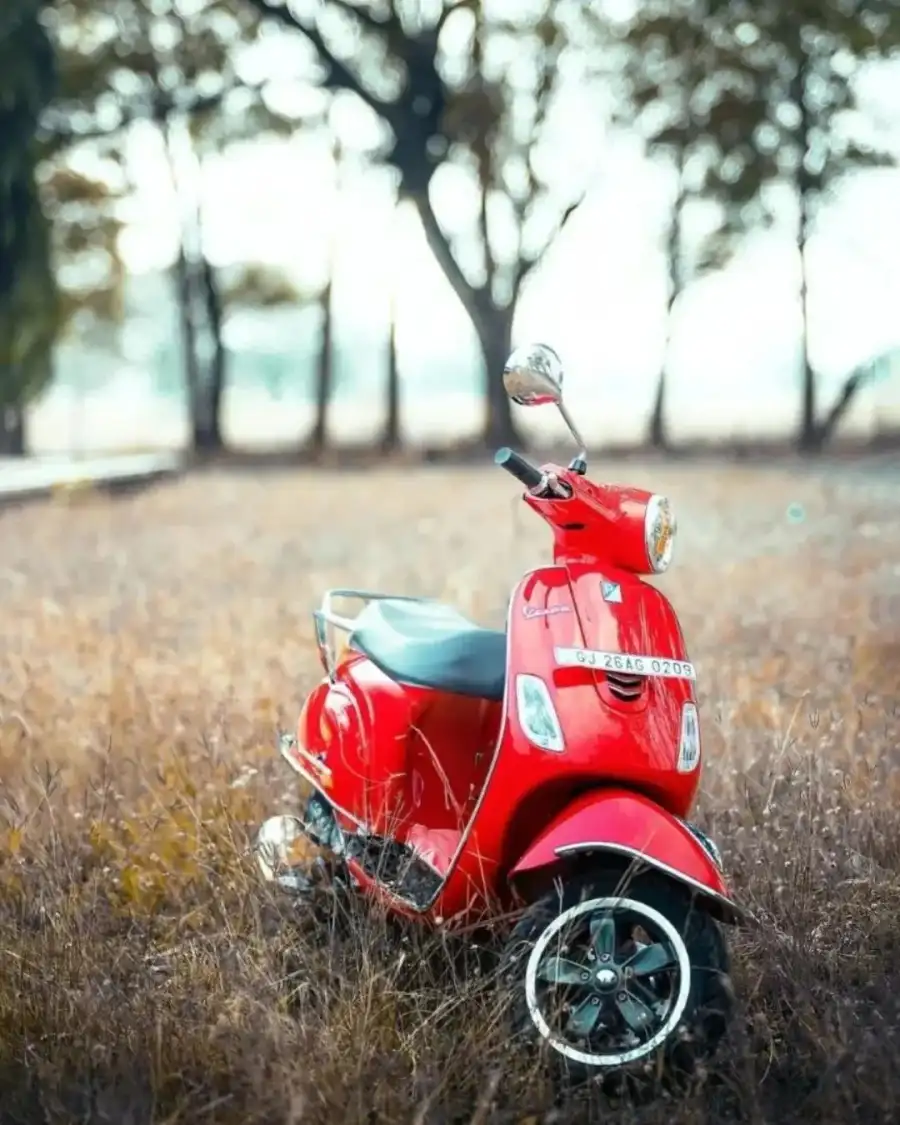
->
[1,461,900,1124]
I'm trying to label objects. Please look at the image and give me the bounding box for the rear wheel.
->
[500,871,733,1092]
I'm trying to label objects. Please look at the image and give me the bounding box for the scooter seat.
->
[349,598,507,702]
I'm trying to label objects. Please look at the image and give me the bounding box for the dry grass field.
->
[2,459,900,1125]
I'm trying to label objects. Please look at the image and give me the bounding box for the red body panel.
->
[283,465,740,929]
[507,788,735,917]
[418,567,703,921]
[291,659,417,833]
[525,474,664,572]
[293,661,500,842]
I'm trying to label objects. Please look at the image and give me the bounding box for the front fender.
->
[509,788,744,924]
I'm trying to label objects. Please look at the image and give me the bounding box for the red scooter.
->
[256,343,743,1085]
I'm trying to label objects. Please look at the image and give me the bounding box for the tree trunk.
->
[171,243,210,451]
[381,286,401,453]
[797,240,817,452]
[478,307,519,449]
[0,405,26,455]
[791,42,818,454]
[310,279,334,454]
[190,385,222,452]
[648,376,666,450]
[197,254,225,452]
[815,352,891,447]
[171,251,221,453]
[412,194,520,449]
[162,126,225,455]
[650,159,687,451]
[162,126,203,452]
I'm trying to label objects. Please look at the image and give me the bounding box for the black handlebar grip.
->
[494,447,545,491]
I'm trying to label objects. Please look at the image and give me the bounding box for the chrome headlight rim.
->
[644,494,677,574]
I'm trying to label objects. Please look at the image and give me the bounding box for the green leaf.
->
[223,264,313,309]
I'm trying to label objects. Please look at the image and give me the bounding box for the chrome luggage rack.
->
[312,588,433,681]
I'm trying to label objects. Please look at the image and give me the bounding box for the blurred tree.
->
[310,263,334,455]
[614,0,900,452]
[0,203,59,456]
[779,7,900,451]
[0,1,59,455]
[37,158,127,324]
[223,263,308,308]
[375,172,402,455]
[603,0,771,448]
[42,0,305,453]
[382,202,401,454]
[824,345,900,441]
[243,0,588,449]
[306,134,340,457]
[383,290,400,453]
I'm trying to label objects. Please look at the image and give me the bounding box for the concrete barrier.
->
[0,452,184,505]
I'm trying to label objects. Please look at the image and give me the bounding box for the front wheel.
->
[499,871,733,1092]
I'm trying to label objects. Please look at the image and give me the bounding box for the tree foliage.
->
[611,0,900,249]
[35,155,127,327]
[604,0,900,449]
[43,0,272,141]
[223,264,310,309]
[39,0,312,451]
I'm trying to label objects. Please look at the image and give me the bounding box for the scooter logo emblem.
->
[601,581,622,603]
[523,604,572,619]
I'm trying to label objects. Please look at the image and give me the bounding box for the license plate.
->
[554,647,697,680]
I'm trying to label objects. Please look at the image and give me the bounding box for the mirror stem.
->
[557,403,587,470]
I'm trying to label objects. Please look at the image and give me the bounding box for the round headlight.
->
[644,494,676,573]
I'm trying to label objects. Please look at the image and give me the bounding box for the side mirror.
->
[502,343,564,407]
[502,342,588,469]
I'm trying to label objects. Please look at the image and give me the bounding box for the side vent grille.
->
[605,671,645,702]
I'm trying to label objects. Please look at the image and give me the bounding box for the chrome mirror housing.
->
[502,342,587,468]
[502,343,564,407]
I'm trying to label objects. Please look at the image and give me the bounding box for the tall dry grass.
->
[1,461,899,1124]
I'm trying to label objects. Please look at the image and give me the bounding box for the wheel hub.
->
[595,967,618,990]
[523,895,693,1070]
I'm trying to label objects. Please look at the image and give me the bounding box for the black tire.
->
[499,869,733,1094]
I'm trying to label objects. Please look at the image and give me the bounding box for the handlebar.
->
[494,447,545,491]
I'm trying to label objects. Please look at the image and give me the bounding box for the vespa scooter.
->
[255,343,742,1085]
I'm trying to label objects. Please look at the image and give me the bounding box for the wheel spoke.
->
[566,997,602,1039]
[615,989,656,1035]
[626,941,677,978]
[536,955,591,986]
[629,976,663,1007]
[589,912,617,960]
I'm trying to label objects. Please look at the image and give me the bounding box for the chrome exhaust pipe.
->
[254,814,312,893]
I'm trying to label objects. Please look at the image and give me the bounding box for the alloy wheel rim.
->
[523,895,692,1069]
